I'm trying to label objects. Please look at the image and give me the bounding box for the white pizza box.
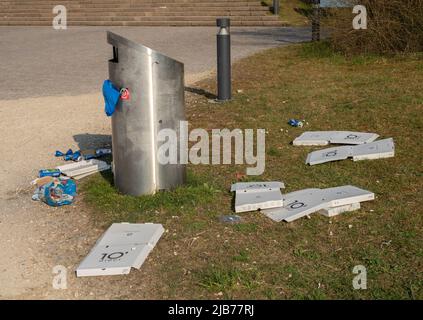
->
[306,146,354,165]
[322,185,375,207]
[329,132,379,145]
[293,131,334,146]
[76,244,153,277]
[57,159,110,177]
[95,223,164,247]
[294,131,379,146]
[231,181,285,213]
[306,138,395,165]
[262,186,374,222]
[261,188,326,222]
[76,223,164,277]
[231,181,285,193]
[352,138,395,161]
[319,202,361,217]
[235,189,283,213]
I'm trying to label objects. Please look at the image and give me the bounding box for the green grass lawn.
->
[81,42,423,299]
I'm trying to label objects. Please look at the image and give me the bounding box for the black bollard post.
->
[312,0,321,42]
[216,18,231,102]
[273,0,280,15]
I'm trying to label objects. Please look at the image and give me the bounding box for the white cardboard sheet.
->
[352,138,395,161]
[230,181,285,192]
[293,131,379,146]
[76,223,164,277]
[261,189,325,222]
[231,181,284,213]
[306,138,395,165]
[57,159,110,178]
[235,189,284,213]
[262,186,374,222]
[319,202,361,217]
[322,185,375,207]
[330,132,379,145]
[306,146,353,165]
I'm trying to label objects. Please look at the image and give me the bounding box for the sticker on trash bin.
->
[120,88,130,101]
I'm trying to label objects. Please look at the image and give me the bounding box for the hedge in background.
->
[325,0,423,55]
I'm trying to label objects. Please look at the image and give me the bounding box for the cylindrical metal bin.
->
[107,32,186,196]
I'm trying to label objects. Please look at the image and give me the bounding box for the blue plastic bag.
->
[102,80,121,117]
[32,178,77,207]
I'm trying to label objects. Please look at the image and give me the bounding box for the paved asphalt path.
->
[0,26,310,100]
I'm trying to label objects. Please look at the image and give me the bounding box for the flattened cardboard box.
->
[319,202,361,217]
[262,186,374,222]
[306,146,353,165]
[352,138,395,161]
[231,181,284,192]
[306,138,395,165]
[293,131,379,146]
[231,182,285,213]
[57,159,110,179]
[262,188,327,222]
[76,223,164,277]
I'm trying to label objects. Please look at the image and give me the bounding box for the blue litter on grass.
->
[39,169,61,178]
[288,119,304,128]
[32,178,77,207]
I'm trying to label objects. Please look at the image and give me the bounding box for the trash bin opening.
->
[110,46,119,63]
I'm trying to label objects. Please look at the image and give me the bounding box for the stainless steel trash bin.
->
[107,31,186,196]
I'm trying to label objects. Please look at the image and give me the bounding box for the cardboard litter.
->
[319,202,361,217]
[352,138,395,161]
[230,181,284,192]
[322,185,375,207]
[76,223,164,277]
[57,159,111,180]
[31,176,55,187]
[262,185,374,222]
[306,138,395,165]
[231,181,285,213]
[306,145,354,165]
[293,131,379,146]
[261,188,325,222]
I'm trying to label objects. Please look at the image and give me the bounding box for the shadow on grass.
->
[185,87,217,100]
